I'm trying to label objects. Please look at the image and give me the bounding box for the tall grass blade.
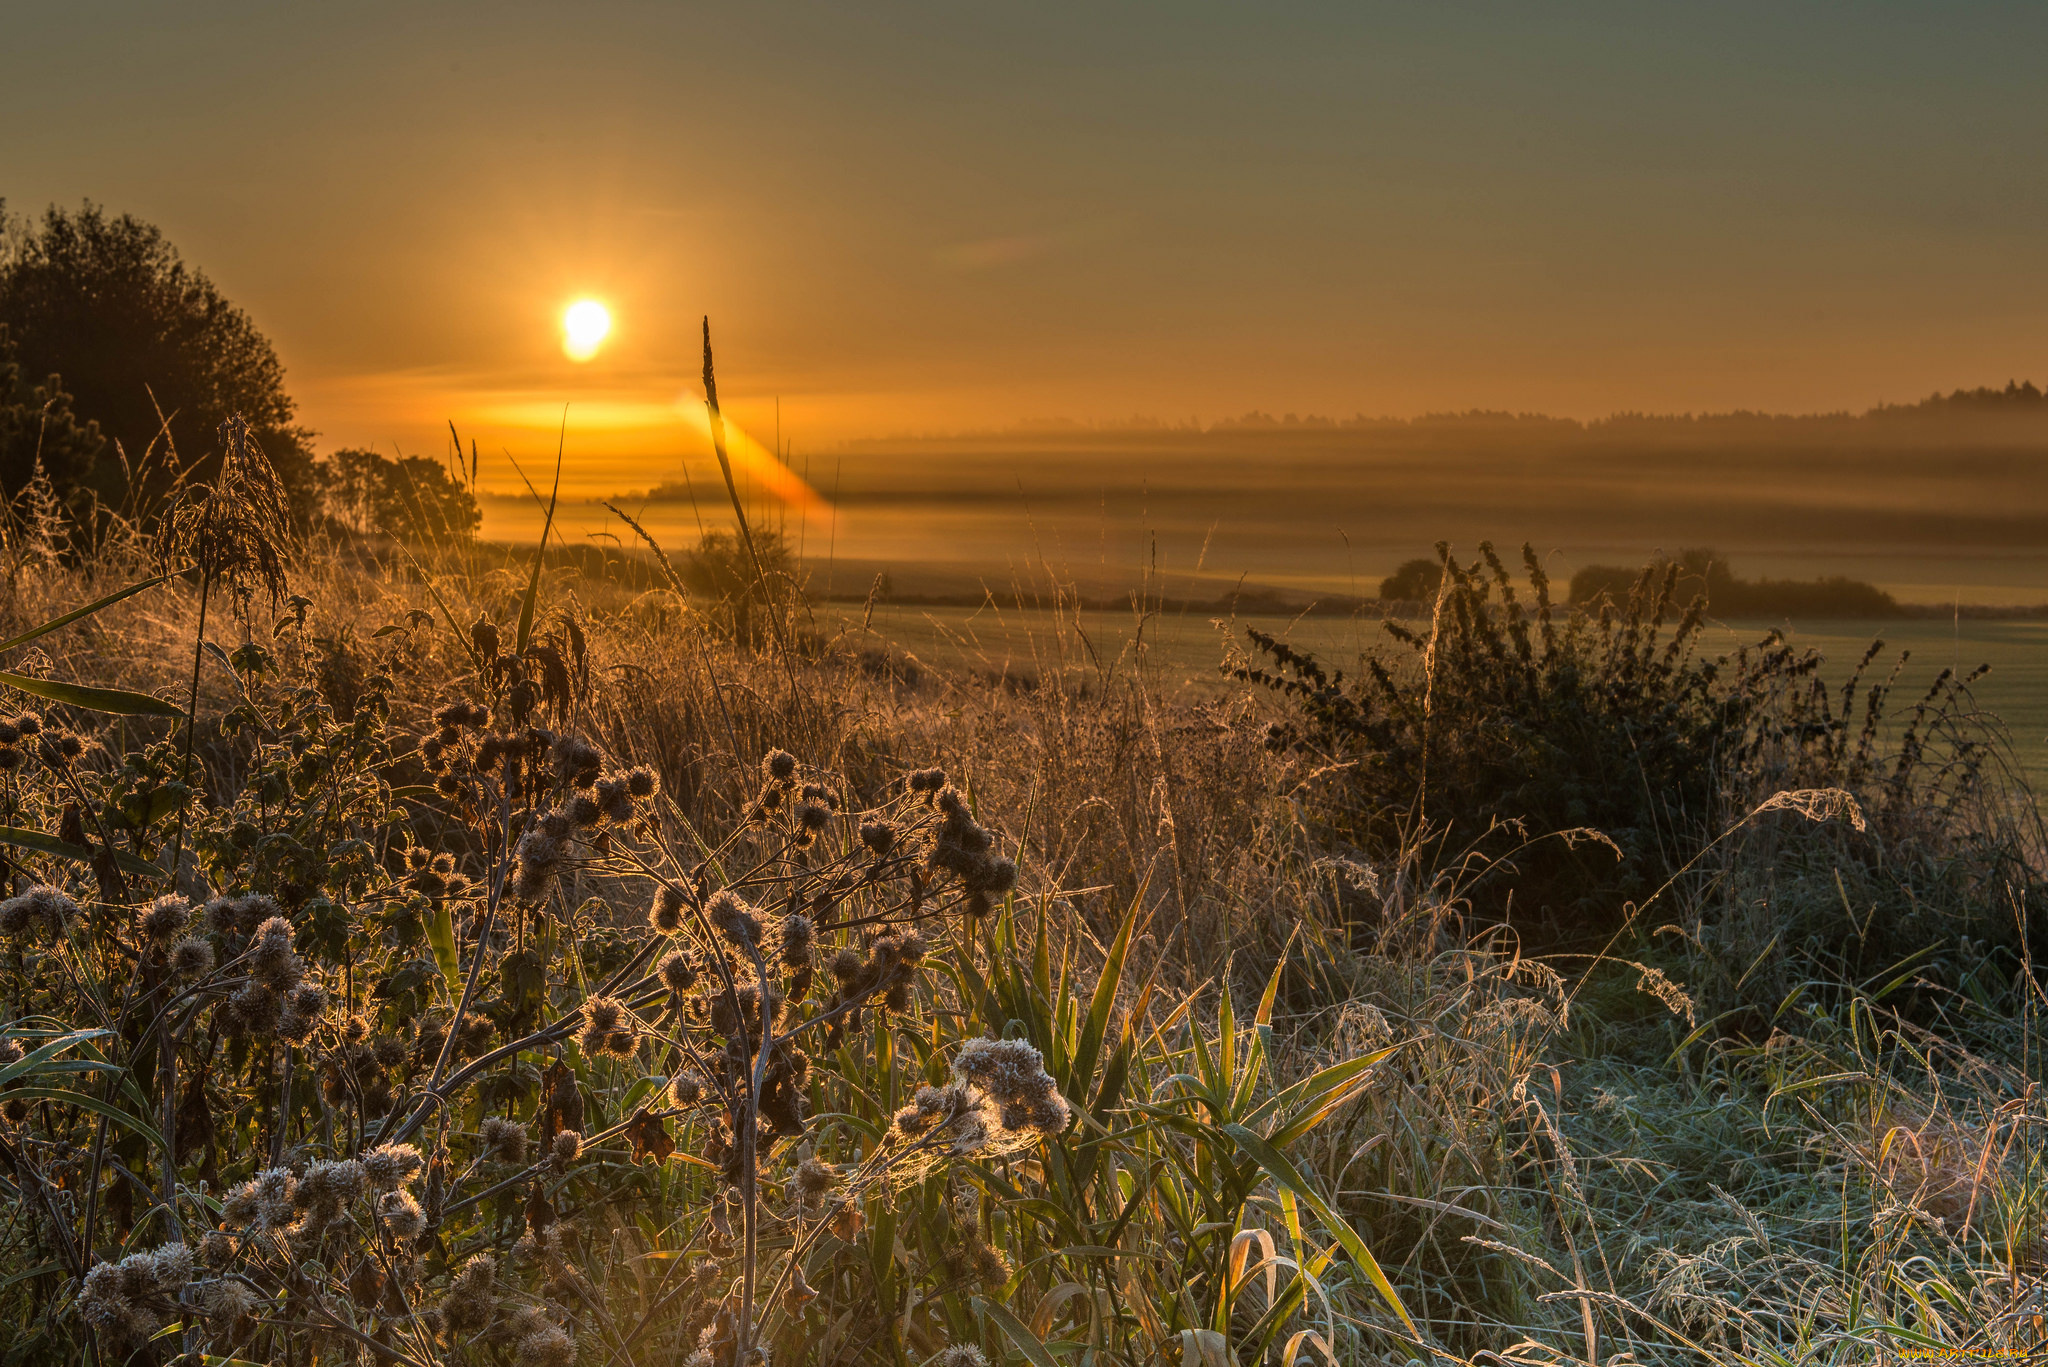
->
[0,671,184,717]
[975,1296,1065,1367]
[0,573,172,655]
[1220,1123,1422,1341]
[516,407,567,657]
[0,826,162,878]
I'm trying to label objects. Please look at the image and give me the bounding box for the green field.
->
[828,601,2048,790]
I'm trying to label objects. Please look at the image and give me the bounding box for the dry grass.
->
[0,469,2041,1365]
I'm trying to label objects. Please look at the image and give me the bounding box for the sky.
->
[8,1,2048,497]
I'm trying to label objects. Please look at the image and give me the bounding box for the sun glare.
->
[562,298,611,361]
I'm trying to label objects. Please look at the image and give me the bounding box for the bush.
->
[1239,541,2036,955]
[1242,542,1774,934]
[1378,556,1445,605]
[314,447,481,546]
[1570,548,1901,617]
[0,201,314,516]
[684,527,803,644]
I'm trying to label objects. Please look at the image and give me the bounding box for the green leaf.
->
[1072,895,1143,1097]
[2,1085,166,1152]
[0,670,184,717]
[1248,1044,1402,1145]
[0,825,163,879]
[426,903,461,999]
[1221,1123,1421,1343]
[0,573,173,655]
[0,1260,60,1293]
[975,1296,1064,1367]
[0,1028,116,1087]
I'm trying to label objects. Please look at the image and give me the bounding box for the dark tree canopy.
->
[0,201,314,514]
[0,323,103,495]
[1379,556,1446,603]
[314,448,481,544]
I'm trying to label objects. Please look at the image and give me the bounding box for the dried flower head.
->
[249,916,303,990]
[443,1253,499,1335]
[577,996,637,1058]
[0,885,77,940]
[796,1155,839,1195]
[706,889,761,947]
[480,1116,529,1164]
[363,1142,425,1192]
[594,774,636,823]
[378,1187,427,1239]
[224,982,280,1038]
[138,894,190,942]
[223,1166,298,1230]
[859,820,897,856]
[657,949,698,994]
[170,936,214,978]
[76,1243,193,1342]
[780,914,814,968]
[953,1038,1073,1142]
[512,1313,576,1367]
[708,982,783,1039]
[550,734,601,787]
[650,883,687,933]
[551,1129,583,1164]
[278,980,326,1043]
[763,749,798,781]
[198,1276,257,1326]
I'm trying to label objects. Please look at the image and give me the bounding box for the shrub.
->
[1378,556,1445,605]
[1241,542,1773,934]
[1570,548,1901,617]
[1239,541,2036,958]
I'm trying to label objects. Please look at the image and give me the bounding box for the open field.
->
[826,600,2048,787]
[490,409,2048,607]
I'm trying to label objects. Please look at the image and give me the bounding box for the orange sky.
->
[11,3,2048,502]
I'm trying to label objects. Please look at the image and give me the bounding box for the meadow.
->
[0,436,2042,1367]
[830,601,2048,789]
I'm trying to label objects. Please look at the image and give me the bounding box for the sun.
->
[562,299,611,362]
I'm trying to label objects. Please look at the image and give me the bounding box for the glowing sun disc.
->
[562,299,611,361]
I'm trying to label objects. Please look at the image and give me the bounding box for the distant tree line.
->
[1380,549,1899,617]
[1568,550,1900,617]
[0,199,475,544]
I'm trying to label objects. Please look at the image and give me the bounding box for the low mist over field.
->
[493,389,2048,607]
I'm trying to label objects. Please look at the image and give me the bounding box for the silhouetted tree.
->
[0,201,314,516]
[0,322,102,496]
[314,448,480,544]
[1379,556,1445,603]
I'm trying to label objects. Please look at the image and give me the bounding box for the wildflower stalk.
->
[167,568,210,875]
[700,320,809,726]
